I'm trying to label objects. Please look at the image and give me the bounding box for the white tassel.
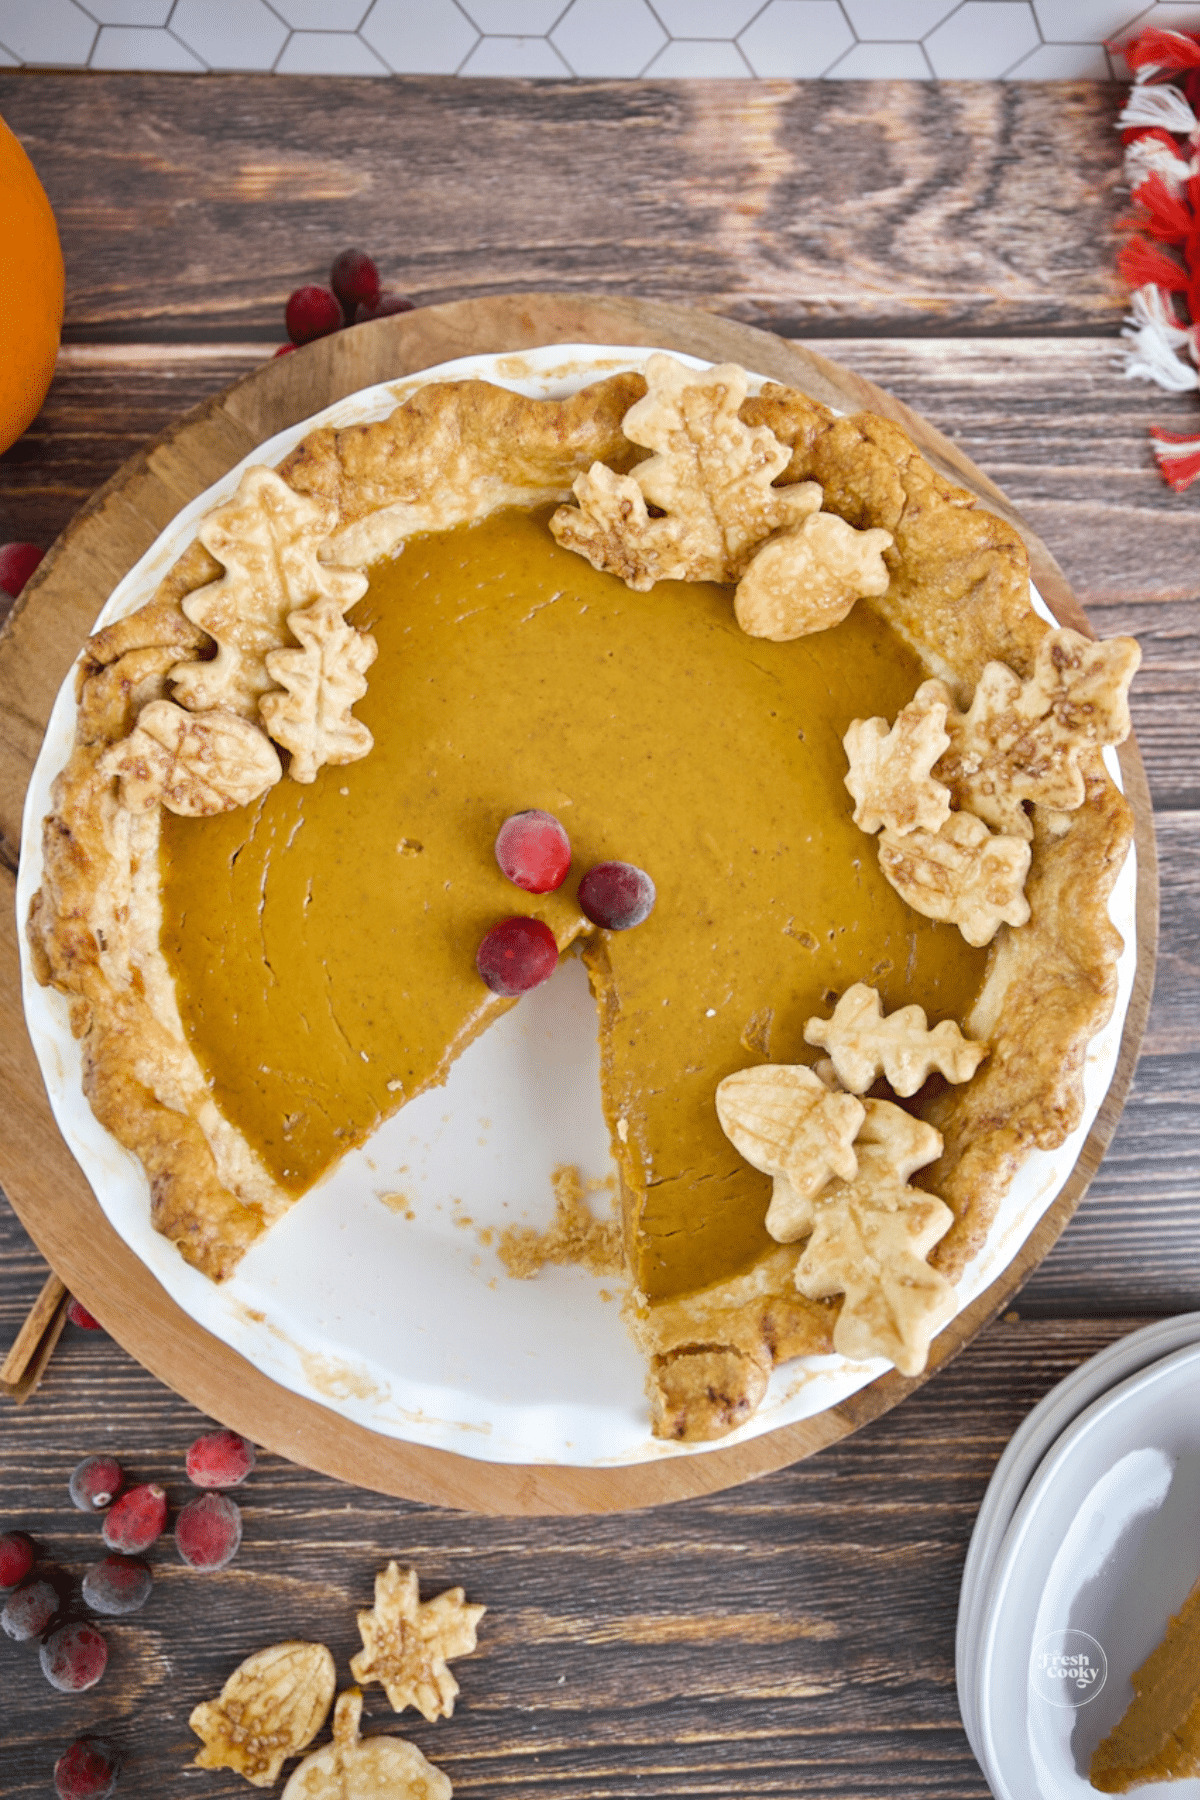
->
[1120,284,1199,389]
[1124,134,1194,190]
[1118,84,1200,136]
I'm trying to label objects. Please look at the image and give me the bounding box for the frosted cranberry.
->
[55,1736,122,1800]
[354,290,415,323]
[175,1493,242,1571]
[69,1455,123,1513]
[67,1298,103,1330]
[285,284,342,346]
[2,1576,59,1640]
[101,1483,167,1555]
[476,916,559,996]
[495,810,572,893]
[0,542,44,598]
[330,248,381,321]
[578,861,656,931]
[186,1428,255,1490]
[41,1622,108,1693]
[0,1530,34,1589]
[82,1555,151,1617]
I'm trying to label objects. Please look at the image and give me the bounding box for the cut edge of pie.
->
[25,358,1136,1445]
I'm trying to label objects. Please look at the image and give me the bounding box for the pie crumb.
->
[498,1165,622,1280]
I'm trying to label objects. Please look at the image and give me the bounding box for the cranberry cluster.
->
[1,1422,255,1797]
[477,810,656,997]
[278,247,414,354]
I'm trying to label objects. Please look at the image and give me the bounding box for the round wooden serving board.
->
[0,296,1158,1515]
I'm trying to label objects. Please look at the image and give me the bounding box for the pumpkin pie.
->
[1091,1573,1200,1791]
[26,353,1138,1443]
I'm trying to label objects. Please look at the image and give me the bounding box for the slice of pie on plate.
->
[25,350,1139,1447]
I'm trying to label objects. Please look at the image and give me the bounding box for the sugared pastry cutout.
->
[804,983,986,1097]
[189,1641,335,1788]
[281,1689,453,1800]
[171,465,367,721]
[100,698,282,817]
[920,626,1141,840]
[550,353,822,588]
[260,595,377,784]
[715,1063,866,1244]
[844,695,952,836]
[794,1098,955,1377]
[733,510,893,641]
[878,812,1032,947]
[350,1563,485,1723]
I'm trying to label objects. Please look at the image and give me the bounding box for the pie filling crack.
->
[27,354,1139,1444]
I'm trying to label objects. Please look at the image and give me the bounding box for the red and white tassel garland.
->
[1112,25,1200,488]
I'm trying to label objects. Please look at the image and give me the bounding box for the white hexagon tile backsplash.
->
[0,0,1193,77]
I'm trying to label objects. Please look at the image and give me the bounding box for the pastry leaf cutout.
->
[550,353,823,590]
[260,596,378,784]
[715,1063,866,1244]
[350,1561,486,1723]
[189,1641,335,1788]
[101,698,282,817]
[804,983,987,1097]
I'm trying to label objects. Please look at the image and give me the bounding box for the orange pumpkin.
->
[0,112,64,456]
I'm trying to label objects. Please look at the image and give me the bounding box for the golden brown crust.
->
[28,359,1134,1433]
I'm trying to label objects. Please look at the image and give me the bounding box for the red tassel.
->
[1118,237,1190,290]
[1120,27,1200,79]
[1148,424,1200,491]
[1124,173,1195,240]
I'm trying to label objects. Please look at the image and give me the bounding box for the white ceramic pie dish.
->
[16,344,1138,1466]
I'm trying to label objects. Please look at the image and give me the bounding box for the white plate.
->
[957,1314,1200,1761]
[974,1340,1200,1799]
[16,344,1139,1468]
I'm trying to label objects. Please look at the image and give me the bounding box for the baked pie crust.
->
[26,356,1137,1443]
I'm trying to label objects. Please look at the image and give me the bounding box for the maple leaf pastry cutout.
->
[794,1098,956,1377]
[170,466,368,720]
[350,1562,486,1723]
[260,596,378,783]
[920,626,1141,840]
[550,353,824,589]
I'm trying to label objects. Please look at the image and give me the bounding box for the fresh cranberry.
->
[494,810,572,893]
[285,284,342,346]
[40,1622,108,1693]
[330,248,381,321]
[175,1492,242,1571]
[54,1736,122,1800]
[354,290,415,323]
[186,1428,255,1489]
[69,1456,123,1513]
[0,542,44,598]
[101,1483,167,1555]
[476,916,559,996]
[0,1530,34,1589]
[578,861,656,931]
[2,1576,59,1641]
[66,1298,103,1330]
[82,1555,151,1617]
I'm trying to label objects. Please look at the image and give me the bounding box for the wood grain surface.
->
[0,294,1157,1517]
[1,69,1197,1799]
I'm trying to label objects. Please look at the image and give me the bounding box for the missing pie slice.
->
[27,353,1138,1443]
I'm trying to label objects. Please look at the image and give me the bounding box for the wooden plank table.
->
[2,72,1197,1798]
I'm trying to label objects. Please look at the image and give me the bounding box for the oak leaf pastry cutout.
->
[281,1688,453,1800]
[260,596,379,784]
[920,627,1141,841]
[100,697,283,816]
[189,1640,336,1788]
[550,353,823,589]
[715,1063,866,1244]
[350,1562,486,1723]
[877,811,1032,947]
[733,510,893,641]
[795,1098,956,1376]
[843,695,952,836]
[804,984,987,1098]
[171,465,368,720]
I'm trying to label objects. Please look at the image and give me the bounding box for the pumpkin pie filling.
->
[160,503,987,1304]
